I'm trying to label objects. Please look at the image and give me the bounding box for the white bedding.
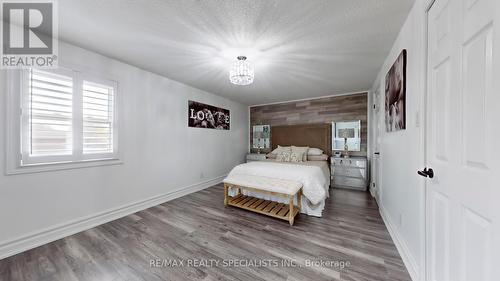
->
[226,160,330,217]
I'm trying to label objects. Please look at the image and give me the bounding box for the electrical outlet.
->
[415,111,420,127]
[398,213,403,228]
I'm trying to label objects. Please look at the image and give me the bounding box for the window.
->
[18,68,118,166]
[82,80,114,154]
[27,69,74,157]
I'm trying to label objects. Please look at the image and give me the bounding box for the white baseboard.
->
[0,175,226,260]
[379,206,420,281]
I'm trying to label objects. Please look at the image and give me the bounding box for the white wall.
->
[0,42,249,258]
[370,0,427,280]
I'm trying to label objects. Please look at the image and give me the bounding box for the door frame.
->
[370,85,382,203]
[423,0,436,281]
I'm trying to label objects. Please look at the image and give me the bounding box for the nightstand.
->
[331,157,368,191]
[246,153,267,162]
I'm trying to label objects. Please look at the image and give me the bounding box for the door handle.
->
[417,167,434,178]
[374,152,380,155]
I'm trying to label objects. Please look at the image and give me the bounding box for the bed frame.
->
[271,123,332,156]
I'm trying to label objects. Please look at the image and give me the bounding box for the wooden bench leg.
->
[297,189,302,212]
[289,195,294,226]
[224,183,228,206]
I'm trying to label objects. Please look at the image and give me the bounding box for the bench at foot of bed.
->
[223,175,302,226]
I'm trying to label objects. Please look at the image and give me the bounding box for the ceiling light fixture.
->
[229,56,254,86]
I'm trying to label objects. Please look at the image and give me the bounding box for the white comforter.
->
[226,161,329,205]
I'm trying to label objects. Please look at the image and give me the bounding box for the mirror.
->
[332,121,361,151]
[252,125,271,150]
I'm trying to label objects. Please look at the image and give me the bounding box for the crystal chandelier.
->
[229,56,254,85]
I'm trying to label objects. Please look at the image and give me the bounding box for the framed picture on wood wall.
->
[385,49,407,132]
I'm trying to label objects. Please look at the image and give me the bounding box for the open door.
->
[425,0,500,280]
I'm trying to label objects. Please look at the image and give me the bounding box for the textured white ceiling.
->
[59,0,414,105]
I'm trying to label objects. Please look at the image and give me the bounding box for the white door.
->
[426,0,500,281]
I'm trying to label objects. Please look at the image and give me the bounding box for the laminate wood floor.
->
[0,184,411,281]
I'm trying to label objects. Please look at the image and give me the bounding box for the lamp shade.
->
[254,131,264,139]
[338,128,355,139]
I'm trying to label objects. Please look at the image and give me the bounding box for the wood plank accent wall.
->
[250,92,368,156]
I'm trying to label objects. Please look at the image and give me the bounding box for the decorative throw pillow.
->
[290,151,304,162]
[276,151,291,162]
[307,147,323,156]
[271,145,291,155]
[307,154,329,161]
[291,146,309,162]
[266,153,277,159]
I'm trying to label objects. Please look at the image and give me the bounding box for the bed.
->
[226,123,332,217]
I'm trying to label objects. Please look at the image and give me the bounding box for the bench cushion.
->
[223,175,302,195]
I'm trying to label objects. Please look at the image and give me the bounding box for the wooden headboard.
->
[271,124,332,156]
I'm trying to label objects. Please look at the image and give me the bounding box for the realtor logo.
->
[1,0,58,68]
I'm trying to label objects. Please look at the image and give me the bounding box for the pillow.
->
[271,145,291,155]
[290,151,305,162]
[307,154,329,161]
[307,148,323,156]
[266,153,277,159]
[276,151,291,162]
[291,146,309,162]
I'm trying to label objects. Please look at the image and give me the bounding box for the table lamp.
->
[254,131,264,154]
[338,128,355,158]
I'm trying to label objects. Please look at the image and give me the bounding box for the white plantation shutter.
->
[82,81,114,154]
[28,69,74,156]
[20,68,118,167]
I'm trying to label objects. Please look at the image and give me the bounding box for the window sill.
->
[5,158,123,175]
